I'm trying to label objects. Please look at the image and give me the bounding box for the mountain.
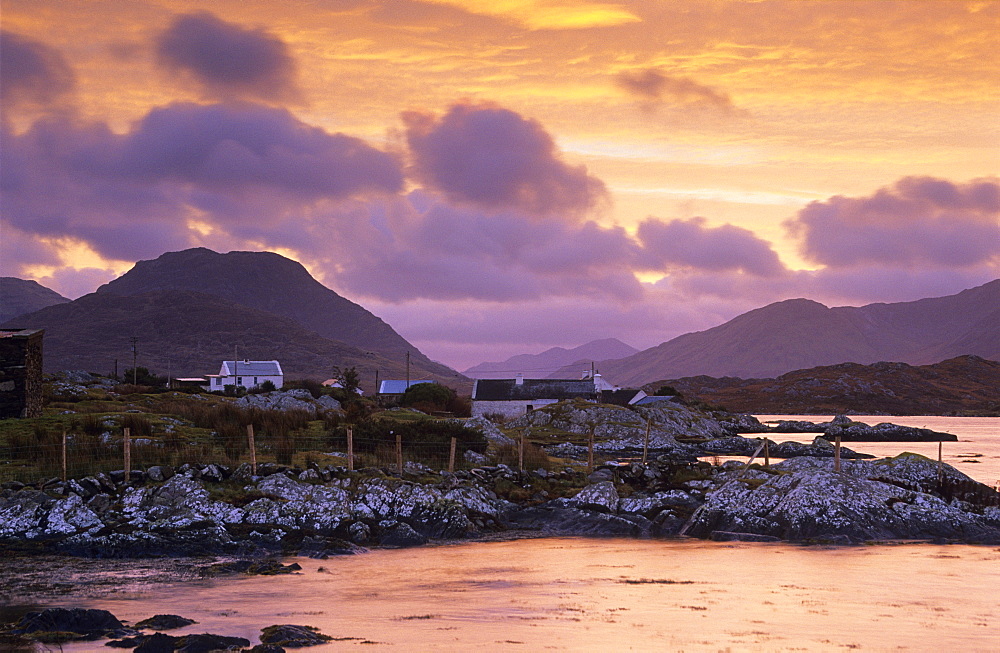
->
[575,280,1000,387]
[659,356,1000,416]
[92,247,459,382]
[464,338,639,379]
[0,277,69,324]
[1,289,465,390]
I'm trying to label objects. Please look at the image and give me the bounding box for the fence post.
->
[588,426,595,472]
[834,435,841,472]
[62,430,68,483]
[124,427,131,481]
[247,424,257,476]
[937,440,944,486]
[396,433,403,475]
[448,436,456,473]
[347,426,355,471]
[764,440,770,468]
[642,419,650,465]
[518,433,524,471]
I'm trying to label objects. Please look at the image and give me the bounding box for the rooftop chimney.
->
[515,373,524,385]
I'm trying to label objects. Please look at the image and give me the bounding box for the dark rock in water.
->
[824,422,957,442]
[770,438,872,459]
[11,607,125,640]
[247,645,287,653]
[260,624,333,647]
[378,521,428,547]
[135,614,197,630]
[710,531,781,543]
[174,633,251,652]
[132,632,178,652]
[298,535,367,558]
[200,560,302,577]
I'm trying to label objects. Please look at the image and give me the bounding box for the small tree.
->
[331,366,361,397]
[401,382,455,413]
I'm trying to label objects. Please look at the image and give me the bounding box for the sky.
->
[1,0,998,371]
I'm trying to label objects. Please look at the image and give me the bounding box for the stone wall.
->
[471,398,560,419]
[0,329,44,419]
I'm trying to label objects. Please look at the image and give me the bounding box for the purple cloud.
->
[637,216,785,276]
[615,69,733,111]
[0,102,403,265]
[156,12,300,103]
[0,31,74,110]
[404,102,606,216]
[787,176,1000,268]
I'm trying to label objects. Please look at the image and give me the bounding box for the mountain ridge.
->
[560,280,1000,386]
[464,338,638,379]
[0,277,70,324]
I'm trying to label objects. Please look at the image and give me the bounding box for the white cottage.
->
[205,360,283,391]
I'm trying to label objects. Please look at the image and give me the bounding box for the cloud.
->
[0,31,74,111]
[156,12,300,103]
[0,102,403,265]
[615,69,733,111]
[404,102,606,217]
[787,176,1000,268]
[637,216,785,276]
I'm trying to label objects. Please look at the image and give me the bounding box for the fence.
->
[0,420,551,486]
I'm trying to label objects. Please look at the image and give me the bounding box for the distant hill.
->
[578,280,1000,387]
[0,277,69,324]
[464,338,639,379]
[0,289,464,391]
[656,356,1000,416]
[91,247,460,383]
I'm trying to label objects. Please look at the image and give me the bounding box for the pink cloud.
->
[787,176,1000,268]
[615,68,734,111]
[637,216,785,276]
[404,102,606,217]
[0,31,75,112]
[156,12,300,103]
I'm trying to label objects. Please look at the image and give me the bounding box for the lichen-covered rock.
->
[568,482,619,514]
[684,455,1000,543]
[236,390,318,414]
[459,416,515,446]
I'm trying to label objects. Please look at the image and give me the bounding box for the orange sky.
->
[2,1,998,368]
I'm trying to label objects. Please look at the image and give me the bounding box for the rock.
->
[824,422,958,442]
[260,624,332,647]
[174,633,251,652]
[710,531,782,542]
[237,390,318,415]
[378,521,428,547]
[457,416,515,446]
[568,482,619,514]
[506,505,648,537]
[586,468,615,483]
[700,437,762,455]
[135,614,197,630]
[316,395,342,411]
[11,608,126,641]
[146,466,174,482]
[133,633,177,652]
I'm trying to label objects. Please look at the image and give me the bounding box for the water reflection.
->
[35,538,1000,652]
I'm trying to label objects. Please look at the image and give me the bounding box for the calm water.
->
[36,538,1000,652]
[752,415,1000,488]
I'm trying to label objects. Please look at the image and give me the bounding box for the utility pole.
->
[130,337,138,385]
[405,351,410,389]
[374,369,380,399]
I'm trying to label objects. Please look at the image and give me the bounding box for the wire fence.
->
[0,417,553,486]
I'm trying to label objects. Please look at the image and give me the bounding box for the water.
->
[751,416,1000,488]
[21,538,1000,652]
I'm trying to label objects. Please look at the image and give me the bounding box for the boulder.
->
[135,614,197,630]
[568,482,619,514]
[260,624,333,647]
[11,608,127,641]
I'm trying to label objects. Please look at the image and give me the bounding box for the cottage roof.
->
[632,395,681,407]
[472,378,596,401]
[220,360,283,376]
[599,389,646,407]
[378,379,434,394]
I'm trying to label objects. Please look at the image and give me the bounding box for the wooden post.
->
[396,433,403,475]
[347,426,354,471]
[247,424,257,476]
[642,419,650,465]
[937,440,944,485]
[518,433,524,471]
[61,430,68,483]
[764,440,770,468]
[123,427,131,481]
[448,436,456,473]
[588,426,595,472]
[834,435,841,472]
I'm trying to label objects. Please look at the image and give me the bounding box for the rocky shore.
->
[3,439,999,558]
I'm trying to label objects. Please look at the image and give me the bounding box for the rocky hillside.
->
[655,355,1000,415]
[94,248,453,378]
[0,277,69,324]
[2,248,466,388]
[465,338,638,379]
[580,280,1000,386]
[0,289,465,390]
